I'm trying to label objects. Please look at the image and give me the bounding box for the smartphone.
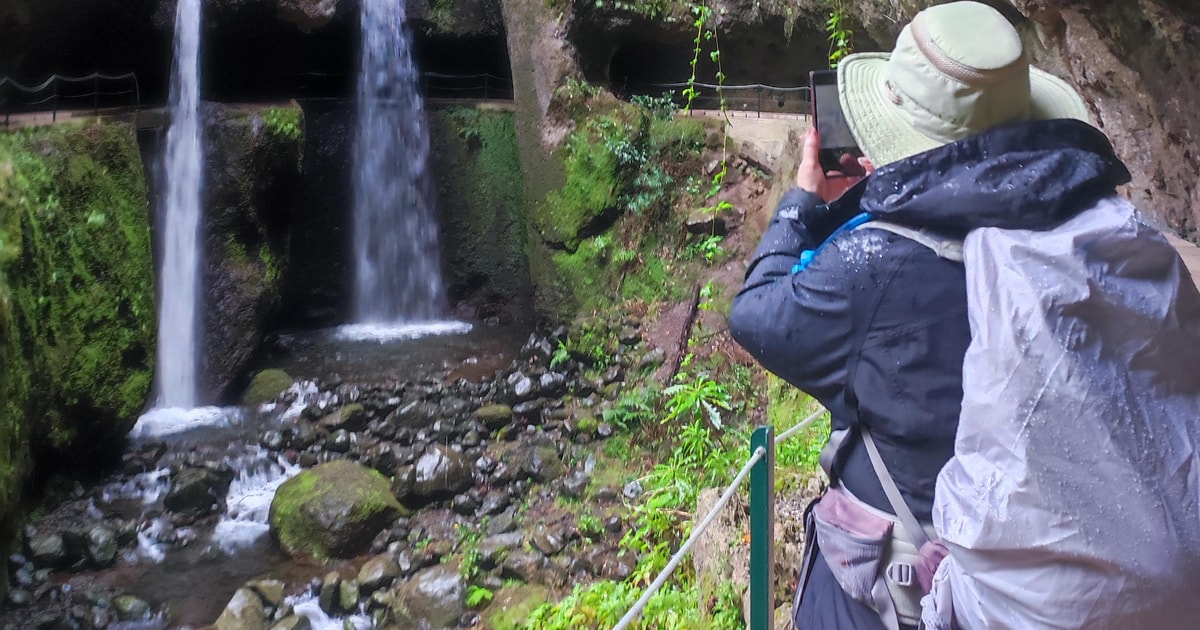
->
[809,70,862,173]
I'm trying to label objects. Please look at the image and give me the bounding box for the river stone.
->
[412,445,473,501]
[215,587,265,630]
[529,523,566,556]
[386,400,439,428]
[249,579,285,609]
[165,467,235,517]
[339,579,360,612]
[320,403,367,431]
[318,571,340,614]
[269,460,409,560]
[85,525,117,567]
[539,372,567,397]
[28,532,71,569]
[113,595,150,621]
[269,616,311,630]
[560,471,590,499]
[243,369,295,405]
[502,444,566,483]
[500,549,546,583]
[476,532,524,570]
[358,555,400,593]
[388,564,465,629]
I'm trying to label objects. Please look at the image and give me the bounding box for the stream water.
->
[59,325,528,628]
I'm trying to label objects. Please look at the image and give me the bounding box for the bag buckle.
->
[887,562,915,587]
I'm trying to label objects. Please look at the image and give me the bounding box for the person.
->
[729,2,1133,628]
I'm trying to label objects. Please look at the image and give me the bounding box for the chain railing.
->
[1,73,141,127]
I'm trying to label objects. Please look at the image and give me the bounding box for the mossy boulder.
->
[268,460,408,560]
[241,369,294,406]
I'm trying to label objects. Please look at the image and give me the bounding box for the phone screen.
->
[810,70,861,171]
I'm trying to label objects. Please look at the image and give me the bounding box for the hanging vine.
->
[826,0,855,67]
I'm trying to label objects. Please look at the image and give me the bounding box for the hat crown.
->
[885,1,1032,144]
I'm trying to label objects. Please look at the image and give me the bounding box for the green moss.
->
[427,107,529,307]
[242,369,294,406]
[269,460,407,560]
[0,123,154,445]
[483,584,551,630]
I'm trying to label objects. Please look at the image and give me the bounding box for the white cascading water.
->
[157,0,203,408]
[343,0,470,342]
[132,0,235,437]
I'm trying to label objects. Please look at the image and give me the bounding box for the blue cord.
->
[792,211,873,273]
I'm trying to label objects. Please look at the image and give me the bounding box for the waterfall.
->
[157,0,203,408]
[351,0,447,324]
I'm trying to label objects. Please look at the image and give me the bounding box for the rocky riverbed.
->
[1,319,667,630]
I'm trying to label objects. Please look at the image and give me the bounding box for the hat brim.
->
[837,52,1091,167]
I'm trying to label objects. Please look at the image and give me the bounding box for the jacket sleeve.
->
[729,187,860,407]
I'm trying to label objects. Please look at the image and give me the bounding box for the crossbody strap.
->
[863,220,964,263]
[859,425,935,550]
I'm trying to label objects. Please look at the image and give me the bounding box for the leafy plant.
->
[467,584,495,608]
[631,91,679,121]
[550,340,571,369]
[261,107,302,141]
[686,234,724,265]
[601,387,658,430]
[826,2,855,68]
[663,368,732,429]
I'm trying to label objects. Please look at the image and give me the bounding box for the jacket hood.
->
[843,119,1131,233]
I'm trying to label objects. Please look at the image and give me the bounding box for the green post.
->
[750,425,776,630]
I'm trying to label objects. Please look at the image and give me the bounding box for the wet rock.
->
[390,465,416,506]
[439,397,468,418]
[269,460,409,559]
[602,365,624,385]
[500,549,546,583]
[339,579,360,612]
[389,564,465,629]
[358,555,400,594]
[385,400,440,429]
[529,524,566,556]
[510,374,536,402]
[539,372,567,397]
[639,347,666,370]
[560,471,590,499]
[452,493,479,516]
[260,430,286,451]
[412,445,473,501]
[623,480,644,499]
[28,532,72,569]
[364,443,402,476]
[243,369,295,405]
[165,466,235,517]
[85,525,117,568]
[521,334,554,360]
[319,403,367,431]
[476,531,524,570]
[477,490,510,517]
[270,616,312,630]
[318,572,340,614]
[486,511,517,535]
[618,327,642,346]
[112,594,150,621]
[215,587,265,630]
[597,422,614,438]
[249,579,285,609]
[503,444,566,483]
[461,429,483,448]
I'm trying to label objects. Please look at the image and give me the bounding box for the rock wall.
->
[0,121,157,551]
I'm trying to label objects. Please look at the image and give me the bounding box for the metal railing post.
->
[750,425,776,630]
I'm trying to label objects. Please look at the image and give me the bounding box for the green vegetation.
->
[0,122,155,462]
[427,107,529,306]
[826,1,855,67]
[261,107,303,142]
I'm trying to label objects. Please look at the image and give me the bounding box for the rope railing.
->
[628,80,811,117]
[1,72,142,126]
[611,405,829,630]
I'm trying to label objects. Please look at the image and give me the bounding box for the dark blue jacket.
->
[731,119,1131,521]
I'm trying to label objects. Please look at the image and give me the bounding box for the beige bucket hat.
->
[837,1,1089,166]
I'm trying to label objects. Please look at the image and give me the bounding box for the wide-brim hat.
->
[838,1,1089,166]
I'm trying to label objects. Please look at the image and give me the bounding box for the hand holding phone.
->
[797,127,874,202]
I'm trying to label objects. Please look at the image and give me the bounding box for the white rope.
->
[775,408,828,445]
[612,445,767,630]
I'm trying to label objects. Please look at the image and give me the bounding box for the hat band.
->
[910,13,1027,86]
